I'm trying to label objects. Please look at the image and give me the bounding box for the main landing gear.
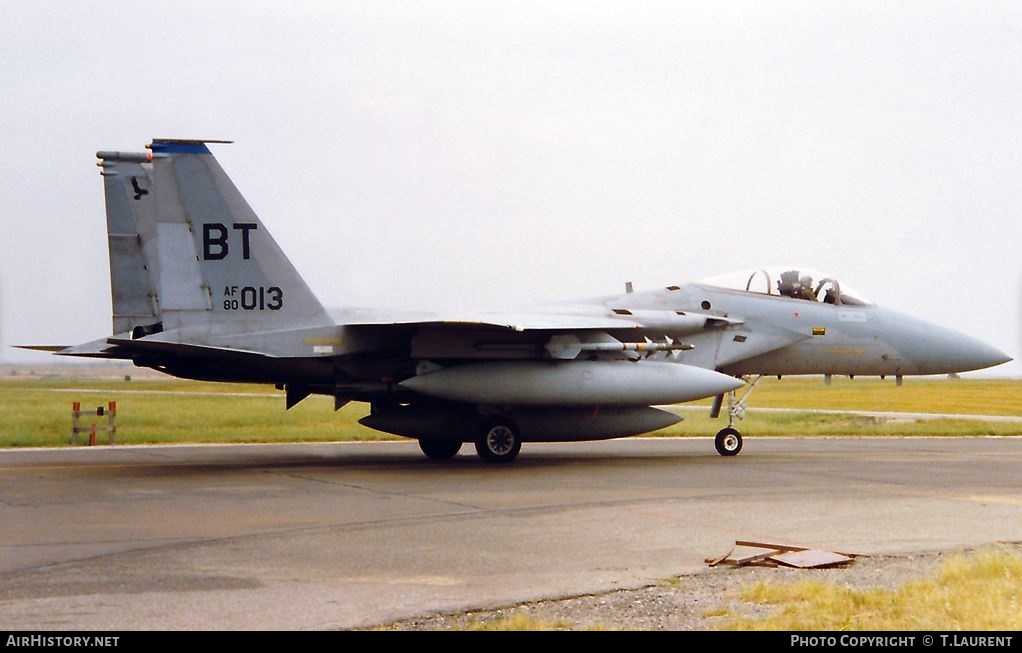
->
[475,419,522,464]
[418,438,463,460]
[415,418,524,464]
[710,375,762,457]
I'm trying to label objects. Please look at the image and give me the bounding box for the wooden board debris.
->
[708,540,862,568]
[735,540,862,558]
[734,540,809,552]
[730,546,782,566]
[704,548,734,567]
[769,549,853,568]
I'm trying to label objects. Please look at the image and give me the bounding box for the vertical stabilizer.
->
[96,151,161,337]
[146,139,332,334]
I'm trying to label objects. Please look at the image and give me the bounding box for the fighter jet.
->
[27,139,1011,463]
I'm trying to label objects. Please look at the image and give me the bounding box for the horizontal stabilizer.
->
[24,336,131,359]
[106,337,279,360]
[13,345,71,352]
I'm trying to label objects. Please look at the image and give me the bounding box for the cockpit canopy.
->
[698,267,873,306]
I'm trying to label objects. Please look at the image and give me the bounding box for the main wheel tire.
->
[714,427,743,456]
[418,439,463,460]
[474,420,522,464]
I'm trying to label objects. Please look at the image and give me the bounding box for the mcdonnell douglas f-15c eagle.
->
[25,139,1011,462]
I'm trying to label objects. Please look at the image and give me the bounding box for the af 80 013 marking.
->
[222,286,283,311]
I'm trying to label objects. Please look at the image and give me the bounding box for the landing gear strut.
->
[710,375,762,457]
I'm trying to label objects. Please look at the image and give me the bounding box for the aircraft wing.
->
[27,308,741,365]
[333,307,742,333]
[341,313,642,332]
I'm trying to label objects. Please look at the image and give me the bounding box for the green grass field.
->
[0,374,1018,448]
[721,546,1022,631]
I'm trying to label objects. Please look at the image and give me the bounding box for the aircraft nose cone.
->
[930,331,1012,374]
[959,340,1012,372]
[882,309,1012,374]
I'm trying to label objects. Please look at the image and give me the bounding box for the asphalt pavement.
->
[1,437,1020,630]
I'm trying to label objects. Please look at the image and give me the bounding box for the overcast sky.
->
[1,1,1018,377]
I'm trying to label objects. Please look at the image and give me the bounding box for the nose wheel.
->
[714,427,743,456]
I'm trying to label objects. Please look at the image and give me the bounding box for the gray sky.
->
[1,1,1019,376]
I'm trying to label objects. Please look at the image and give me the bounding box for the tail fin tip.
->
[148,139,234,155]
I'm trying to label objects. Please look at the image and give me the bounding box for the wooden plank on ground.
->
[735,540,808,552]
[708,541,865,568]
[770,549,853,568]
[705,548,734,567]
[735,540,863,558]
[730,546,782,566]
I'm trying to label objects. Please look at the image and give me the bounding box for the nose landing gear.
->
[710,375,762,457]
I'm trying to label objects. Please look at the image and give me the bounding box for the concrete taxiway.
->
[1,437,1020,630]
